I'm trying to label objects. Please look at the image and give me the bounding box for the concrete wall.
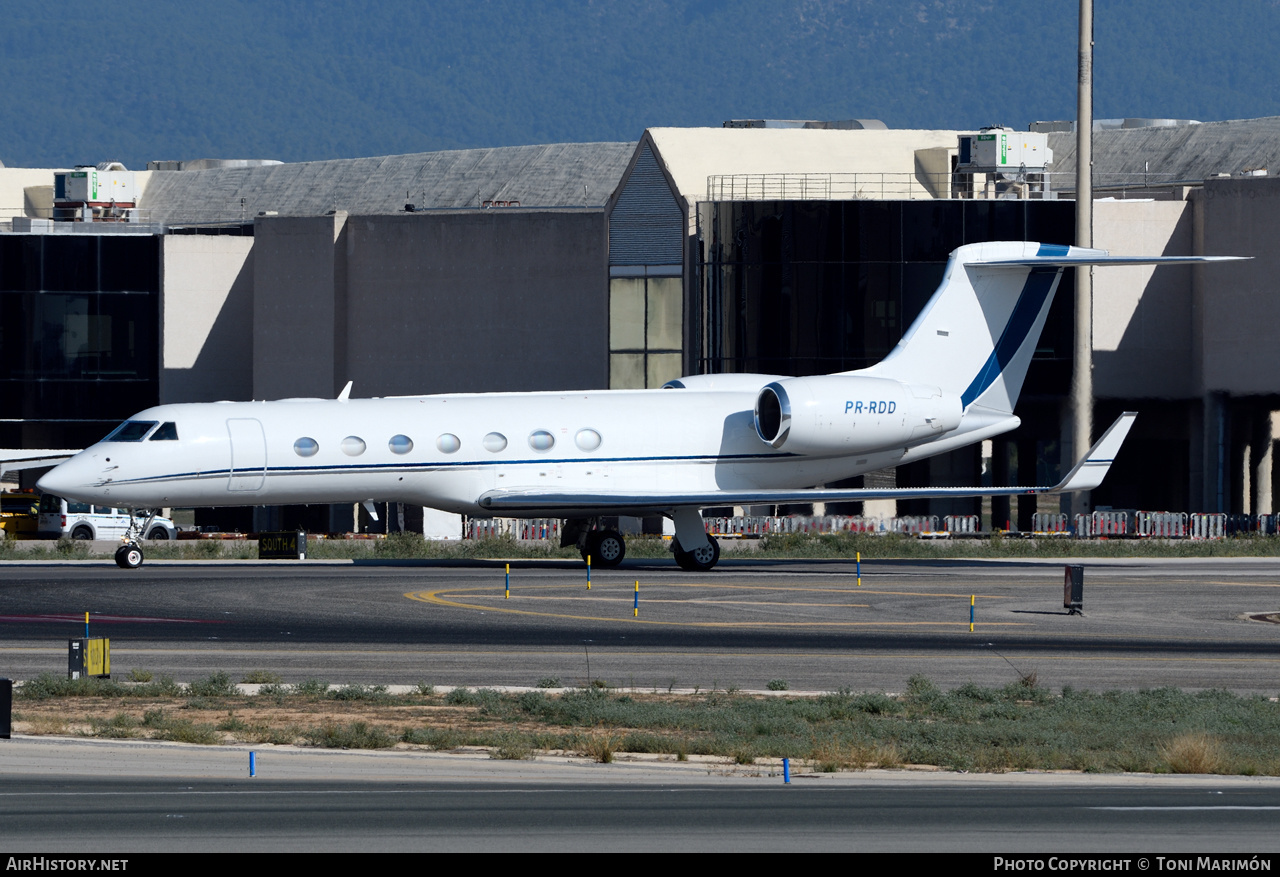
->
[342,210,607,396]
[249,209,608,400]
[0,169,62,219]
[160,234,254,403]
[252,213,348,400]
[1195,177,1280,396]
[1092,198,1194,399]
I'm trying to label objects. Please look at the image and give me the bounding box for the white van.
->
[37,494,177,541]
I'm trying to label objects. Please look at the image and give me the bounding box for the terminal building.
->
[4,116,1280,531]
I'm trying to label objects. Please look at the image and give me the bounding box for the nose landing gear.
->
[114,543,143,569]
[114,508,158,569]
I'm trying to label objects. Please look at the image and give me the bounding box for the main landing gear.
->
[584,528,626,567]
[560,509,723,571]
[561,519,628,568]
[674,535,720,572]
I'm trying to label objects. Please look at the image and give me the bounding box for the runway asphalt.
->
[4,737,1280,852]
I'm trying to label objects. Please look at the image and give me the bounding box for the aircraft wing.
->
[478,413,1136,513]
[0,449,80,478]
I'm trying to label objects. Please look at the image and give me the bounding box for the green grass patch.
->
[303,721,395,749]
[19,674,1280,774]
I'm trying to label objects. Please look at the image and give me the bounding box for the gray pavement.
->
[1,556,1278,692]
[4,737,1280,852]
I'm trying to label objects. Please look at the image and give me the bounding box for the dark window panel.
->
[0,378,157,421]
[0,236,42,291]
[902,201,963,262]
[844,201,902,263]
[42,236,99,292]
[962,200,1027,244]
[788,201,842,263]
[100,237,160,292]
[1025,200,1076,246]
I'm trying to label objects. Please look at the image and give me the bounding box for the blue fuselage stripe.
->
[109,451,797,487]
[960,267,1059,408]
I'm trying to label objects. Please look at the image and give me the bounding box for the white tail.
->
[858,241,1240,419]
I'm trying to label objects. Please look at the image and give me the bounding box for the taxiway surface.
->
[1,556,1277,692]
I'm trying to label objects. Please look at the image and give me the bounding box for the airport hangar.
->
[2,117,1280,534]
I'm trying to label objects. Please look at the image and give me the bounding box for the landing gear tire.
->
[585,529,626,568]
[115,543,143,569]
[674,535,720,572]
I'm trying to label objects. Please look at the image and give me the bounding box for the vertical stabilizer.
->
[859,242,1087,415]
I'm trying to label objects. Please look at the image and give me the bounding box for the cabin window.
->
[575,428,602,451]
[436,434,460,454]
[293,437,319,457]
[104,420,157,442]
[483,432,507,452]
[149,422,179,441]
[341,436,366,456]
[528,430,555,451]
[389,435,414,455]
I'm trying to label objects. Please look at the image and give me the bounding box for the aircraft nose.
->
[36,455,102,501]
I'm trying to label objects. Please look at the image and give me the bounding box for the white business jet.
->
[37,242,1239,569]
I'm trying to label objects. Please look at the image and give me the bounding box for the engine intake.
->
[753,376,961,456]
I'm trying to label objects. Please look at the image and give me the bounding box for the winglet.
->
[337,380,353,402]
[1051,412,1137,494]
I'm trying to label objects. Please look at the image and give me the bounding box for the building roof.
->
[139,142,637,224]
[1049,117,1280,184]
[643,126,966,205]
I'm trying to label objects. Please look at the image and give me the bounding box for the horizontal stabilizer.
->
[478,413,1137,513]
[981,254,1247,268]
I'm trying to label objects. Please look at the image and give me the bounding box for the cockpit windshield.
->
[103,420,158,442]
[149,422,179,441]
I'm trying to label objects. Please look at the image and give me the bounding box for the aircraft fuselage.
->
[38,384,937,516]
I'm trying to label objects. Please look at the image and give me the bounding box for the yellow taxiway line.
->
[405,584,1026,628]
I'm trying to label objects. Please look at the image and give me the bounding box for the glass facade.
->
[0,234,160,443]
[695,199,1075,395]
[609,274,683,389]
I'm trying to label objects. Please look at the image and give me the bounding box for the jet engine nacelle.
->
[753,375,962,456]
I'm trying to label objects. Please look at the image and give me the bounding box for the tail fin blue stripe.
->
[1036,243,1071,257]
[959,267,1061,408]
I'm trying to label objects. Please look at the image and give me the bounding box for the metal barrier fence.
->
[465,518,561,541]
[1190,513,1226,540]
[1135,511,1188,538]
[704,171,1180,203]
[944,515,981,535]
[1032,513,1070,533]
[464,511,1280,542]
[1074,510,1132,537]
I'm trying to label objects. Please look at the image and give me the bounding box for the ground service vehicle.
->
[37,494,177,541]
